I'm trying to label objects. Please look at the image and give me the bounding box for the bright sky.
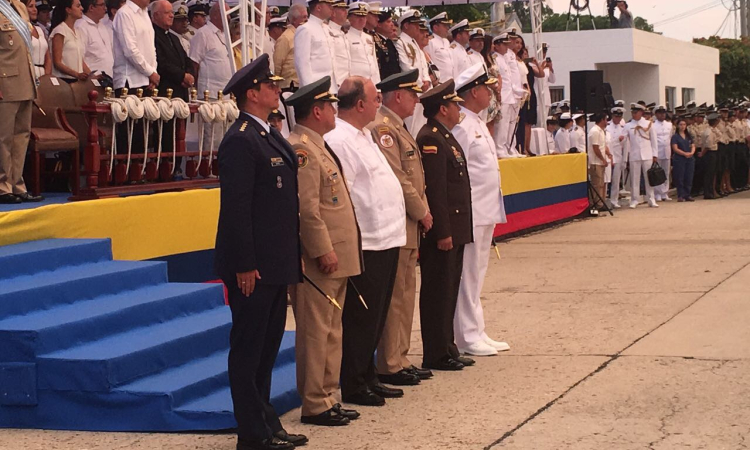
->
[543,0,742,42]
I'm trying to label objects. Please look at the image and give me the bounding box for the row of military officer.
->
[214,55,510,450]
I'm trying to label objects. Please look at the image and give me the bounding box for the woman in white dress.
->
[49,0,91,82]
[25,0,52,78]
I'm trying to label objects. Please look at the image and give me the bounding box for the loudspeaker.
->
[570,70,606,113]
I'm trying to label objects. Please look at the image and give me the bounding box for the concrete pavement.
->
[3,192,749,450]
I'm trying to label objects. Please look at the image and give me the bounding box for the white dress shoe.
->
[629,202,638,209]
[459,341,498,357]
[483,336,511,352]
[612,202,622,209]
[663,196,672,201]
[648,200,659,207]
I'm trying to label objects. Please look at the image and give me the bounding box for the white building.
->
[524,28,720,112]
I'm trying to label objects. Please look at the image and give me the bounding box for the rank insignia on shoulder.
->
[422,145,438,154]
[383,117,390,124]
[380,133,395,149]
[301,134,309,144]
[296,150,309,168]
[459,113,466,124]
[432,127,438,133]
[450,43,456,49]
[239,121,248,132]
[270,157,284,167]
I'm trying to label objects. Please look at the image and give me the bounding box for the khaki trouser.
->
[376,247,418,375]
[290,277,347,416]
[0,100,32,195]
[588,164,606,209]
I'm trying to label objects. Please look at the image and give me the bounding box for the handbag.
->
[647,161,667,186]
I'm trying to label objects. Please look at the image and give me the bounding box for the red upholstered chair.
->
[26,76,81,196]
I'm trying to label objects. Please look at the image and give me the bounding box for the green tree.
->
[421,5,491,25]
[694,37,750,102]
[506,2,653,33]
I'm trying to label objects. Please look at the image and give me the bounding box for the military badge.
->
[296,150,309,168]
[452,147,465,163]
[270,157,284,167]
[422,145,438,154]
[380,133,395,149]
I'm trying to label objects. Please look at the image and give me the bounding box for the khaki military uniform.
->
[0,0,36,196]
[288,123,362,416]
[368,106,429,376]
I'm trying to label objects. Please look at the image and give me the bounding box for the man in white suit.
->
[624,102,659,208]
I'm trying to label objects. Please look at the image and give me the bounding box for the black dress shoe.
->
[0,194,21,204]
[408,366,433,380]
[378,369,420,386]
[370,382,404,398]
[423,356,464,371]
[455,355,475,366]
[237,437,294,450]
[300,408,349,427]
[332,403,360,420]
[15,192,44,202]
[273,430,308,446]
[342,389,385,406]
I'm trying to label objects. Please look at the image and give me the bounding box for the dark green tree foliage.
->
[505,1,653,33]
[694,37,750,103]
[421,4,490,24]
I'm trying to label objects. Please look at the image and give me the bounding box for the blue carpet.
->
[0,238,300,431]
[0,192,69,213]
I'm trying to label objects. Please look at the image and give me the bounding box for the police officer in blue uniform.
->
[214,54,307,450]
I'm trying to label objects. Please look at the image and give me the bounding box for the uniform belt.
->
[34,64,44,67]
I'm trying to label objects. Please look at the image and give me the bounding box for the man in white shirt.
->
[652,105,673,201]
[190,2,232,154]
[101,0,123,39]
[545,116,558,154]
[424,12,453,83]
[588,113,613,212]
[186,0,207,37]
[452,64,508,358]
[395,10,431,137]
[535,43,556,125]
[326,76,406,407]
[364,1,380,34]
[294,0,337,90]
[328,2,350,88]
[77,0,114,75]
[571,114,586,153]
[347,3,380,84]
[607,107,628,208]
[113,0,157,155]
[170,1,191,54]
[624,102,659,208]
[466,28,485,68]
[448,19,471,80]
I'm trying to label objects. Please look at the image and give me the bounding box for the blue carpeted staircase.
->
[0,238,300,431]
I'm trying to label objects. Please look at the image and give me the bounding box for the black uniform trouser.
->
[224,280,287,442]
[340,247,399,397]
[115,85,149,155]
[419,242,464,366]
[703,151,718,196]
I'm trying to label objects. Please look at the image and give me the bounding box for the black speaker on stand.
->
[570,70,614,216]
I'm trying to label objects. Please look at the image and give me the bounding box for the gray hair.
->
[288,3,307,23]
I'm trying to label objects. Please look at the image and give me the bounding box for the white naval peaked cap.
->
[172,0,188,17]
[398,9,422,26]
[493,32,510,44]
[448,18,469,34]
[572,113,583,120]
[366,1,381,13]
[630,102,646,111]
[185,0,207,8]
[550,101,559,108]
[427,11,449,25]
[269,14,287,25]
[455,63,496,93]
[614,99,625,107]
[559,113,572,120]
[611,106,625,113]
[348,2,369,15]
[469,28,485,39]
[655,104,667,112]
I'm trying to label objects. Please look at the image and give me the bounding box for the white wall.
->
[523,28,719,109]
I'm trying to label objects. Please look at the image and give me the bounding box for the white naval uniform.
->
[606,119,627,204]
[534,67,555,127]
[170,29,191,54]
[328,21,351,88]
[546,129,556,154]
[571,125,585,154]
[498,50,527,157]
[395,33,430,138]
[294,14,336,90]
[347,28,380,84]
[624,117,658,206]
[424,34,453,83]
[493,51,518,157]
[653,119,673,199]
[452,107,506,350]
[466,49,484,69]
[554,127,572,154]
[449,41,470,82]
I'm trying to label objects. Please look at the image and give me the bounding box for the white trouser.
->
[494,102,517,157]
[629,159,656,205]
[610,162,626,204]
[406,104,427,139]
[454,224,495,349]
[656,158,671,197]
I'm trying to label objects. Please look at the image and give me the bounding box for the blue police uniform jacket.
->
[214,111,302,285]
